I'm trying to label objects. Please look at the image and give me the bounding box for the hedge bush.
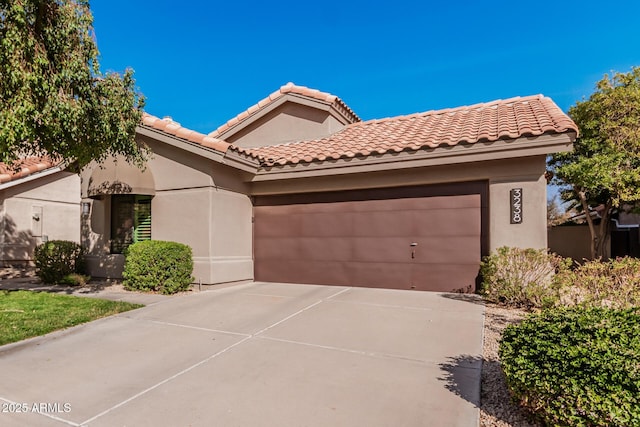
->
[500,307,640,426]
[122,240,194,294]
[33,240,84,284]
[479,247,571,308]
[558,257,640,309]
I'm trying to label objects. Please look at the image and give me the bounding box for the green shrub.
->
[33,240,84,284]
[122,240,194,294]
[500,307,640,426]
[558,257,640,309]
[58,273,91,286]
[479,247,571,308]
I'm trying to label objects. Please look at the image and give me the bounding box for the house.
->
[1,158,81,266]
[81,83,578,292]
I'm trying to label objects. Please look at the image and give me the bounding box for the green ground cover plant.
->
[0,290,142,346]
[123,240,194,295]
[500,307,640,426]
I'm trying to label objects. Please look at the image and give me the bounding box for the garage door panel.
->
[349,262,412,288]
[411,208,481,237]
[254,237,353,262]
[255,259,478,292]
[253,208,302,237]
[294,238,353,261]
[253,237,297,260]
[351,211,414,237]
[254,183,486,292]
[412,236,481,264]
[256,237,414,263]
[256,260,414,289]
[255,260,351,286]
[348,195,481,212]
[348,237,413,263]
[410,263,479,292]
[299,212,354,237]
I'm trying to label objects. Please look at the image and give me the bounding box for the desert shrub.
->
[58,273,91,286]
[558,257,640,309]
[500,307,640,426]
[123,240,194,294]
[479,247,571,308]
[33,240,84,284]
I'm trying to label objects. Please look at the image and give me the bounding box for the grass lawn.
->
[0,290,143,346]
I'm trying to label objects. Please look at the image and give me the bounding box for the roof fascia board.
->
[286,93,356,125]
[249,133,575,182]
[137,126,227,164]
[220,152,260,173]
[0,166,64,190]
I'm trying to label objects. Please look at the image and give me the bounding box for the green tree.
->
[549,67,640,258]
[547,194,570,227]
[0,0,146,169]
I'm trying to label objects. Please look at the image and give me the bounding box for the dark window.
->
[110,195,152,254]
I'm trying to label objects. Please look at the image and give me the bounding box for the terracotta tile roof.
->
[229,95,578,167]
[0,157,61,184]
[140,113,231,153]
[208,82,361,138]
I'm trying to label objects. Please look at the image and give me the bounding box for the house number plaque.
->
[510,188,523,224]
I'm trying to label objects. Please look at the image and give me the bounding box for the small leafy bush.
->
[34,240,85,284]
[558,257,640,309]
[123,240,194,294]
[480,247,571,308]
[58,273,91,286]
[500,307,640,426]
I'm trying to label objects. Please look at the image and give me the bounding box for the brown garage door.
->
[253,182,488,292]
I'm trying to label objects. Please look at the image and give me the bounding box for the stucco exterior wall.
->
[1,172,80,265]
[152,187,253,284]
[488,173,547,250]
[81,140,254,284]
[225,103,346,148]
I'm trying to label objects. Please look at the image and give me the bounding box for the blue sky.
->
[92,0,640,135]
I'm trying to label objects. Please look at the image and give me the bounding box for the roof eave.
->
[0,165,65,190]
[221,150,260,173]
[136,125,228,164]
[247,132,576,182]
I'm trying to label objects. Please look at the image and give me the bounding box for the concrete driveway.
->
[0,282,484,427]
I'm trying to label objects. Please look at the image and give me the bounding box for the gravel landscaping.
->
[480,303,541,427]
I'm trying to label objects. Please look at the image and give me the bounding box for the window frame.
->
[110,195,152,254]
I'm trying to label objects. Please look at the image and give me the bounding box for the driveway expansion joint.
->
[80,286,352,425]
[256,335,443,365]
